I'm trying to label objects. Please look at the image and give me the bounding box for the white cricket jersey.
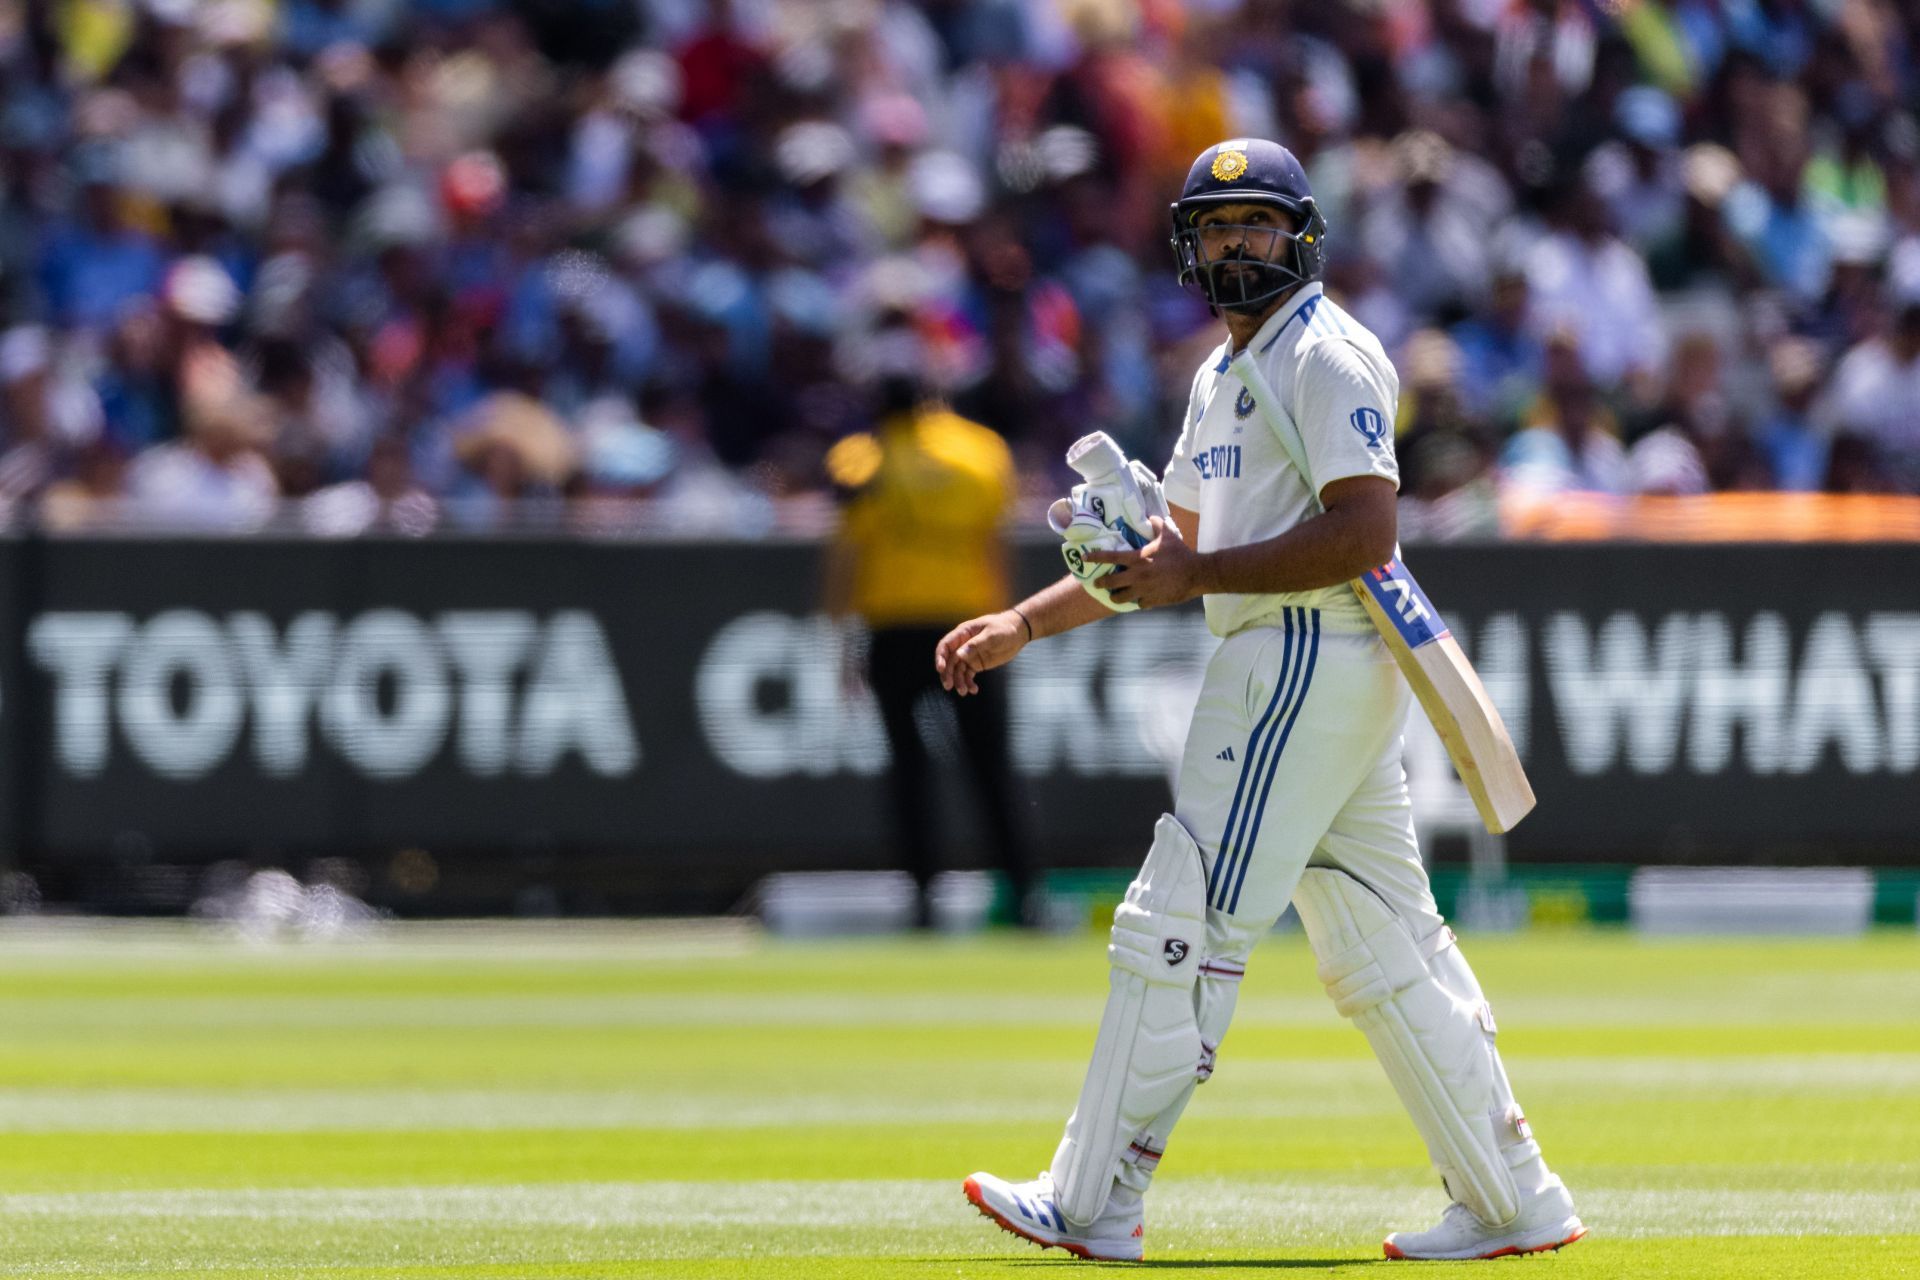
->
[1162,283,1401,640]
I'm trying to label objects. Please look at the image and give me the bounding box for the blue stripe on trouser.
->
[1221,608,1314,909]
[1221,608,1314,912]
[1206,610,1295,907]
[1209,609,1303,911]
[1226,608,1321,914]
[1207,610,1296,908]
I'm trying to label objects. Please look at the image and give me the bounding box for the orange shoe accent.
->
[1492,1223,1588,1258]
[1382,1223,1586,1261]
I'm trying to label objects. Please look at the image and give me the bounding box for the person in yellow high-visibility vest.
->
[823,340,1033,929]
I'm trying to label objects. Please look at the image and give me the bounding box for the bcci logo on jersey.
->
[1350,406,1387,449]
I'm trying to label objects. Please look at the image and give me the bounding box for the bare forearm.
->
[1195,505,1391,595]
[935,574,1111,695]
[1015,575,1114,640]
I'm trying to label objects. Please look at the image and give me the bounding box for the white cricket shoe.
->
[1384,1177,1586,1260]
[963,1170,1145,1261]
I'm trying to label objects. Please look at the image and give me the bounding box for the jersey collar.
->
[1238,283,1326,361]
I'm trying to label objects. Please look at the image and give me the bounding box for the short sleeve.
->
[1161,362,1210,511]
[1289,338,1401,496]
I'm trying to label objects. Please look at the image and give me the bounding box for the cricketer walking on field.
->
[933,139,1587,1263]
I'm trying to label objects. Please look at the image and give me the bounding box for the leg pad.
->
[1049,814,1206,1225]
[1292,867,1522,1227]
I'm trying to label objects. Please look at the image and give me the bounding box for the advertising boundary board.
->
[0,537,1911,911]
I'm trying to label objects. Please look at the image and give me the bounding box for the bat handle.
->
[1065,431,1128,484]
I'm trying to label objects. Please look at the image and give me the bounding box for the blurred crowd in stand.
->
[0,0,1916,537]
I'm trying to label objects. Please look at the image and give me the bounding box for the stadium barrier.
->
[0,536,1912,913]
[1501,493,1920,541]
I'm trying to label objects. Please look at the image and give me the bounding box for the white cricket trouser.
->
[1180,606,1437,949]
[1113,604,1438,1200]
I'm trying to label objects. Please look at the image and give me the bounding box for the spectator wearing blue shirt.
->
[38,168,165,332]
[1719,88,1834,304]
[1757,337,1828,490]
[94,304,179,452]
[1451,265,1546,427]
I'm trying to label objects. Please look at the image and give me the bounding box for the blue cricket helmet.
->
[1170,139,1327,313]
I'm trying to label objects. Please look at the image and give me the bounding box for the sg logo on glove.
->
[1051,501,1136,610]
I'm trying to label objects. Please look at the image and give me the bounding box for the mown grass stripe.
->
[0,1178,1909,1240]
[1,1054,1913,1132]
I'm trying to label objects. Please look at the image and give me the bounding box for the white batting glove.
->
[1065,432,1173,549]
[1050,496,1138,612]
[1047,432,1179,614]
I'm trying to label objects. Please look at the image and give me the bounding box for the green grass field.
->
[0,919,1916,1279]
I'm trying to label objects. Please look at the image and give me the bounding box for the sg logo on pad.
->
[1164,939,1191,965]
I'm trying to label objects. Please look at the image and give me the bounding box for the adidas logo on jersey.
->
[1216,747,1235,762]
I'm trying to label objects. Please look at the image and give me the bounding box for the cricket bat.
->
[1230,360,1535,834]
[1351,558,1534,833]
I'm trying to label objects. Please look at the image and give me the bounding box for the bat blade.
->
[1352,560,1535,834]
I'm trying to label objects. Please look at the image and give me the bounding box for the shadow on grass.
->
[973,1259,1383,1270]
